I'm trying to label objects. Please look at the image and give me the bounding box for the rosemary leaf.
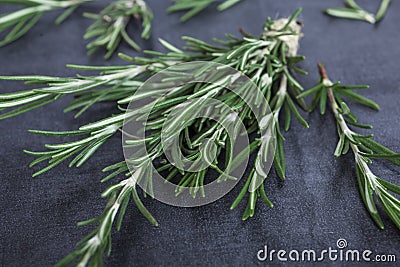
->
[168,0,243,22]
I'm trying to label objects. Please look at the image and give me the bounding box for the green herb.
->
[325,0,391,24]
[168,0,243,22]
[0,9,307,265]
[0,0,152,58]
[0,0,93,47]
[55,165,158,267]
[298,63,400,230]
[84,0,153,59]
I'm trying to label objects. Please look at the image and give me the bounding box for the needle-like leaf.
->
[168,0,243,22]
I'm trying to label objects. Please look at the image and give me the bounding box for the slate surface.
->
[0,0,399,266]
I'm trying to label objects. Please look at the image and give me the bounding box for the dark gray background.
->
[0,0,399,266]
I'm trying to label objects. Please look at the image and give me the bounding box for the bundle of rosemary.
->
[0,9,309,266]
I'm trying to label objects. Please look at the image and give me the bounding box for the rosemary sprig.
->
[168,0,243,22]
[298,64,400,230]
[84,0,153,59]
[0,0,93,47]
[325,0,391,24]
[0,9,308,265]
[0,0,152,58]
[56,165,158,267]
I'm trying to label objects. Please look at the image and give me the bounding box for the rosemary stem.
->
[319,64,349,135]
[275,73,288,115]
[319,63,378,189]
[76,166,144,267]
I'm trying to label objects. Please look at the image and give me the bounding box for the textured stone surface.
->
[0,0,399,266]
